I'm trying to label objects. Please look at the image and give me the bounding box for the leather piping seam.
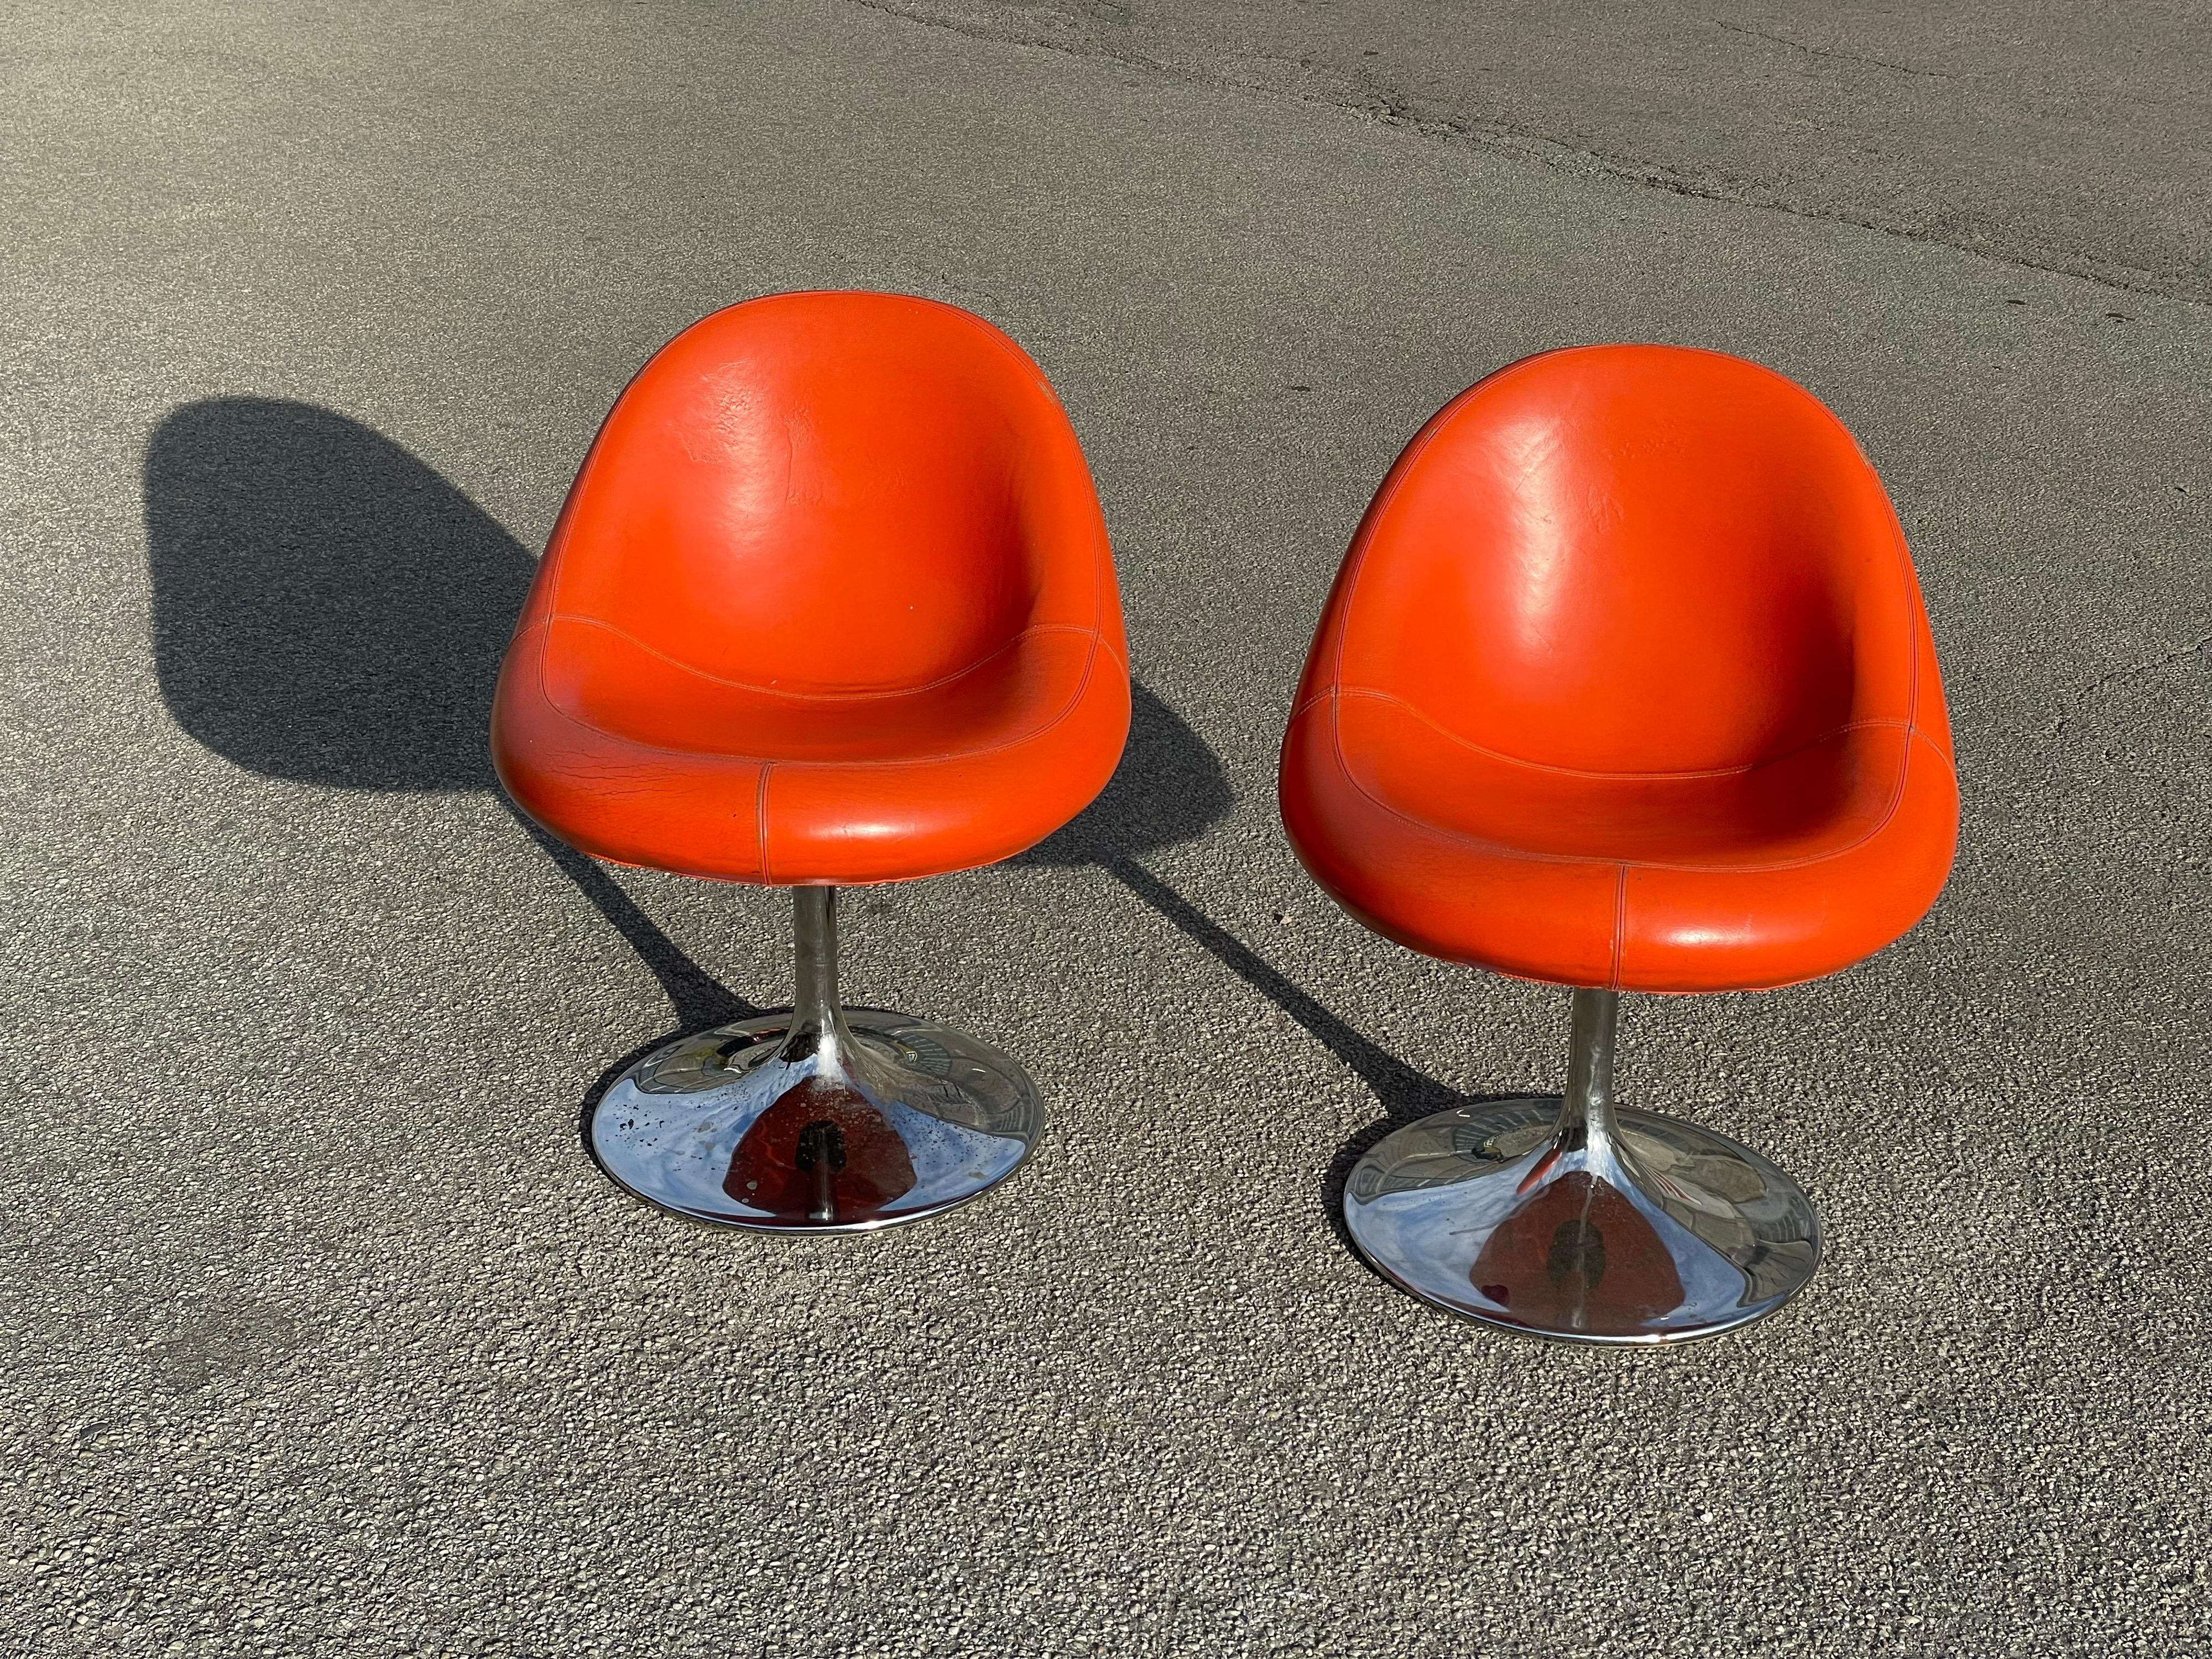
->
[522,607,1112,772]
[513,629,1096,880]
[541,613,1098,702]
[525,293,1119,780]
[1329,687,1914,781]
[1313,690,1626,875]
[759,542,1116,775]
[766,620,1106,773]
[1607,729,1954,979]
[1609,865,1627,990]
[1310,688,1933,878]
[518,620,763,765]
[1907,726,1957,779]
[755,763,775,884]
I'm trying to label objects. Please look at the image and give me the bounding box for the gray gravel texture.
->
[3,1,2209,1656]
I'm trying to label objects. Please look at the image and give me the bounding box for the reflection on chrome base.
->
[587,888,1041,1232]
[1343,990,1819,1343]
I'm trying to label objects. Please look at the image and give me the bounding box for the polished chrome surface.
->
[1343,988,1820,1343]
[589,887,1042,1231]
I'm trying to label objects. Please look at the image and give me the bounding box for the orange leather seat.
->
[493,291,1130,886]
[1280,345,1958,993]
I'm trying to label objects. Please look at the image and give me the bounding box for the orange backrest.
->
[1330,346,1923,775]
[543,292,1102,696]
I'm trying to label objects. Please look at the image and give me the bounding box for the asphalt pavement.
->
[3,2,2209,1655]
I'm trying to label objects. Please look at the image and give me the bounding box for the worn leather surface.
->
[1279,345,1958,993]
[493,291,1130,885]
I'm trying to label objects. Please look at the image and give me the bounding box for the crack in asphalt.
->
[847,0,2200,306]
[848,0,1141,65]
[1711,19,1952,80]
[2046,631,2212,738]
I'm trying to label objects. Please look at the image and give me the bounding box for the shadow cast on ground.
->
[142,397,752,1032]
[1019,671,1474,1260]
[1021,677,1455,1088]
[1030,683,1463,1105]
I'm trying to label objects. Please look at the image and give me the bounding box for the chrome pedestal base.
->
[587,889,1041,1232]
[589,1009,1041,1232]
[1343,992,1820,1343]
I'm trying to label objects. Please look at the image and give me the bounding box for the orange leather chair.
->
[494,292,1129,1230]
[1281,345,1957,1341]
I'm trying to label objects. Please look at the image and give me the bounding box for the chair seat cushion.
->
[1282,685,1957,992]
[497,612,1128,884]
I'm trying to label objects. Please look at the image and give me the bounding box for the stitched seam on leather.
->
[866,293,1123,719]
[518,622,800,789]
[1317,354,1931,785]
[1908,727,1957,778]
[523,620,775,765]
[788,292,1120,696]
[1610,865,1627,990]
[768,627,1105,773]
[1310,695,1924,877]
[523,611,1100,769]
[1334,687,1912,781]
[539,487,584,617]
[755,764,775,884]
[1314,692,1616,873]
[758,510,1114,776]
[1613,735,1922,874]
[543,614,1095,701]
[1324,393,1483,700]
[1863,488,1929,820]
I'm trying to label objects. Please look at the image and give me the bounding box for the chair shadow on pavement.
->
[142,397,754,1036]
[143,397,1459,1251]
[1019,685,1475,1258]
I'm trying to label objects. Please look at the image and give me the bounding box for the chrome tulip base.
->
[588,888,1041,1232]
[1343,990,1820,1344]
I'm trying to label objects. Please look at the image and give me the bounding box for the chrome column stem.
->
[784,885,851,1061]
[1557,987,1621,1150]
[792,886,839,1025]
